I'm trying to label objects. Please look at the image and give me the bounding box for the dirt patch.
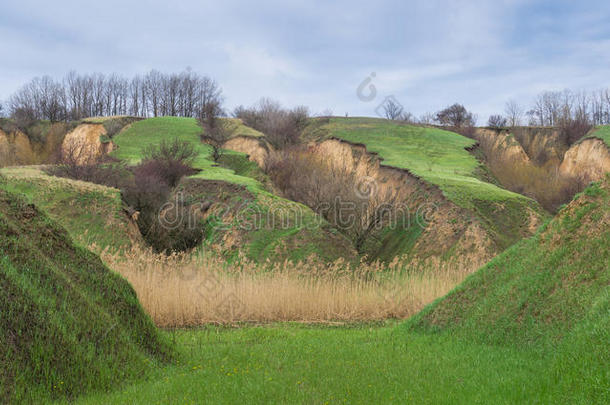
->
[61,123,114,164]
[559,138,610,183]
[223,136,272,169]
[472,128,610,212]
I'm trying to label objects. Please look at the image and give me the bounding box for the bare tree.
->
[504,99,523,127]
[234,98,309,149]
[382,98,403,120]
[198,100,232,162]
[418,112,435,125]
[487,115,507,129]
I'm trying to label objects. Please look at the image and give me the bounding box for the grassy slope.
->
[586,125,610,146]
[407,176,609,345]
[317,117,532,208]
[407,176,610,401]
[0,167,137,252]
[310,117,545,250]
[111,117,352,262]
[0,187,172,403]
[111,117,264,191]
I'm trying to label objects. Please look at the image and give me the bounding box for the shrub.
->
[12,107,37,131]
[141,138,197,187]
[559,117,592,145]
[267,146,400,253]
[487,115,507,128]
[234,98,309,149]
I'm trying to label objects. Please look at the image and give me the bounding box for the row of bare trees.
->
[495,89,610,128]
[6,69,222,124]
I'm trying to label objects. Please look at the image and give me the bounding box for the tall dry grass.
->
[99,247,472,327]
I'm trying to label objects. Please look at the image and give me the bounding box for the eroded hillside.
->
[473,126,610,211]
[226,117,546,270]
[0,185,172,402]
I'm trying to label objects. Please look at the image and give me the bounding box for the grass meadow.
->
[72,324,579,405]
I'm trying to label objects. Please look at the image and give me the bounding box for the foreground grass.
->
[74,323,580,405]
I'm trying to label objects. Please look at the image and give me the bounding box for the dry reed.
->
[98,247,472,327]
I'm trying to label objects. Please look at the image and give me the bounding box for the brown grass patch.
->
[99,247,472,327]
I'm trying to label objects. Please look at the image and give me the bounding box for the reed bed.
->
[99,247,474,327]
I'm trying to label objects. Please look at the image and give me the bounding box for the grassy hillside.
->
[406,176,610,400]
[305,117,546,251]
[586,125,610,146]
[111,116,354,262]
[0,185,172,403]
[111,117,265,190]
[313,117,533,209]
[0,167,138,252]
[408,175,609,346]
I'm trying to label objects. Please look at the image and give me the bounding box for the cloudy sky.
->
[1,0,609,122]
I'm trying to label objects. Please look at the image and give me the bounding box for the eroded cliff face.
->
[222,135,544,271]
[0,129,36,166]
[223,136,271,169]
[474,129,532,167]
[511,127,568,165]
[559,138,610,183]
[473,128,610,212]
[0,130,9,165]
[0,123,73,167]
[61,124,114,163]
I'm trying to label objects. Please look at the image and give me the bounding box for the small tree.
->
[234,98,309,149]
[198,101,232,162]
[435,103,476,128]
[12,107,37,131]
[504,99,523,127]
[487,114,507,128]
[141,138,197,187]
[382,98,403,120]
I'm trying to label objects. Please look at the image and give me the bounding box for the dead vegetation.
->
[267,145,402,253]
[99,246,473,327]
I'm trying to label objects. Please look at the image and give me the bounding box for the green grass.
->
[316,117,531,209]
[72,178,609,405]
[586,125,610,146]
[404,177,610,401]
[0,187,172,403]
[73,322,599,405]
[111,117,353,263]
[0,167,136,252]
[407,176,609,348]
[309,117,546,251]
[111,117,265,193]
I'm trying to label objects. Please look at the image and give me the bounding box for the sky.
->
[1,0,610,122]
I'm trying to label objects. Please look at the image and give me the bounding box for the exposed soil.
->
[473,128,610,212]
[224,134,543,271]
